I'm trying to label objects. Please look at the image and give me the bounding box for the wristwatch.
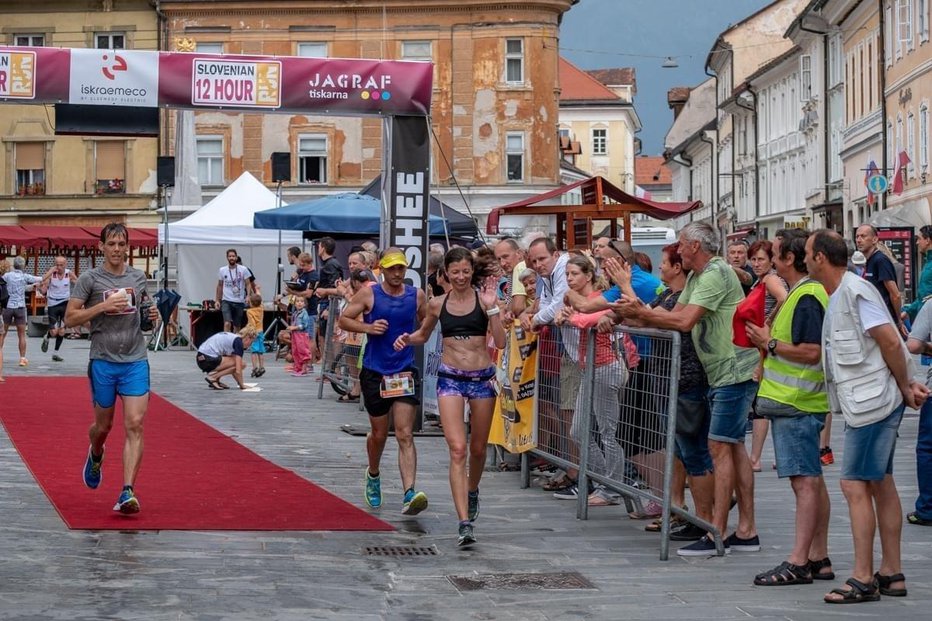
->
[767,338,778,357]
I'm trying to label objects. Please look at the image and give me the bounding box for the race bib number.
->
[380,372,415,398]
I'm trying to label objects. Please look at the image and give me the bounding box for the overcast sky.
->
[560,0,772,155]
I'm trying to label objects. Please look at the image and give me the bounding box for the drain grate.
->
[365,545,439,557]
[447,571,596,592]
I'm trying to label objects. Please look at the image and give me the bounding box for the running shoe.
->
[820,446,835,465]
[468,489,480,521]
[82,446,104,489]
[402,489,429,515]
[52,355,64,362]
[724,532,761,552]
[457,521,476,547]
[113,488,140,514]
[40,335,49,353]
[364,469,382,508]
[677,535,730,557]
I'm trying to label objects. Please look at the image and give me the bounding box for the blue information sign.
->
[867,174,889,194]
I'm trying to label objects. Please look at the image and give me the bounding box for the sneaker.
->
[41,335,49,353]
[724,532,761,552]
[402,489,429,515]
[113,488,140,514]
[52,355,64,362]
[677,535,730,557]
[250,368,257,377]
[669,523,707,541]
[553,483,579,500]
[457,521,476,547]
[468,489,480,521]
[820,446,835,465]
[364,469,382,508]
[82,446,104,489]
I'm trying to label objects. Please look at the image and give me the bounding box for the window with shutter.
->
[95,141,125,194]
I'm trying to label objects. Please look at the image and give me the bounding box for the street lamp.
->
[662,57,679,69]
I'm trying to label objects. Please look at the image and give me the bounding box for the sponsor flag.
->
[864,158,879,206]
[892,150,912,195]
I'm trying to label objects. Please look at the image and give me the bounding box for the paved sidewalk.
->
[1,338,931,620]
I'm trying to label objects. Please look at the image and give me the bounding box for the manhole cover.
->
[446,572,596,591]
[364,545,439,557]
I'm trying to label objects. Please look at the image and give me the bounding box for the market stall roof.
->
[359,174,479,239]
[0,226,50,252]
[485,175,702,246]
[0,225,158,252]
[254,192,449,236]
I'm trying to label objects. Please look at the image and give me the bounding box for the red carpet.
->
[0,377,393,531]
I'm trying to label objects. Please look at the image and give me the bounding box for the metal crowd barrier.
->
[316,297,362,400]
[519,324,692,560]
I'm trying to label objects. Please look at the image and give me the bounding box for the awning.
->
[0,226,51,252]
[486,175,701,236]
[0,225,157,252]
[726,228,755,242]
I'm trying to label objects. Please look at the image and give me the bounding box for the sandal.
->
[645,508,687,532]
[807,557,835,581]
[205,376,223,390]
[337,394,360,403]
[824,577,881,604]
[874,572,907,597]
[542,474,574,492]
[754,561,813,586]
[498,461,520,472]
[906,511,932,526]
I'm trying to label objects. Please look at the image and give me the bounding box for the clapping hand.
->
[603,257,631,289]
[609,293,643,319]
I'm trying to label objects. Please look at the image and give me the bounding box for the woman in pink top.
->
[558,255,629,506]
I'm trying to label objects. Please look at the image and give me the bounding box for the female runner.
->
[395,247,505,546]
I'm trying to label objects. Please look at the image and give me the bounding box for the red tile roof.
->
[635,156,672,186]
[559,57,620,101]
[586,67,636,91]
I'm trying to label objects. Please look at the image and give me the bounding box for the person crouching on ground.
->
[196,326,257,390]
[246,293,266,377]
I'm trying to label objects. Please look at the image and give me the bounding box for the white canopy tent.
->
[159,171,303,306]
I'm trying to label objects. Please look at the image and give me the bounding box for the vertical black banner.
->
[383,115,431,288]
[382,115,431,431]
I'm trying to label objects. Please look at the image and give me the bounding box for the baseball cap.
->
[851,251,866,265]
[379,251,409,269]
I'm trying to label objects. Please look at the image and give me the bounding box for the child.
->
[288,297,314,376]
[246,293,266,377]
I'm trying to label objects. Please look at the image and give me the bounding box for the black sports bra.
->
[439,291,488,338]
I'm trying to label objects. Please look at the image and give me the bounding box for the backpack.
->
[0,278,8,309]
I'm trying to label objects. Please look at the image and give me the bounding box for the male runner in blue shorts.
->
[67,223,159,514]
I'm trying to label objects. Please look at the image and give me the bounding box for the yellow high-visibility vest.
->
[758,279,829,413]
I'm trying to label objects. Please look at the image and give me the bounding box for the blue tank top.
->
[362,283,418,374]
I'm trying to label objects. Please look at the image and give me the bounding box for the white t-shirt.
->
[218,264,250,303]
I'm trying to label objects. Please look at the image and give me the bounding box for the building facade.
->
[882,0,931,229]
[0,0,160,227]
[160,0,577,231]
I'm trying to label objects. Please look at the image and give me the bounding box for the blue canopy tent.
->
[253,192,449,236]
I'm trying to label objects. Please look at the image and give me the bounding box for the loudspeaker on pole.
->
[271,152,291,182]
[157,156,175,187]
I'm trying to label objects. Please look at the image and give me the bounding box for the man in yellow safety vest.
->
[745,229,833,587]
